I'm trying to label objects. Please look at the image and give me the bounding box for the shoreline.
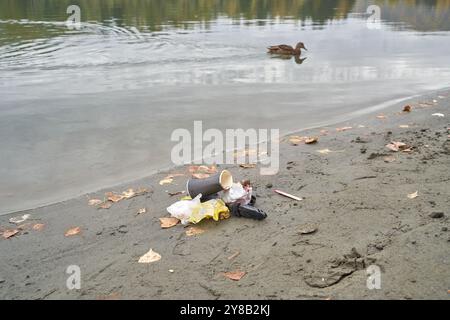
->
[0,88,446,217]
[0,89,449,299]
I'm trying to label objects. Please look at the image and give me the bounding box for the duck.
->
[267,42,307,55]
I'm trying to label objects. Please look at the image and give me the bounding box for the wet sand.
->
[0,90,449,299]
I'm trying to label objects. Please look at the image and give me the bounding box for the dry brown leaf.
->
[186,226,205,236]
[106,192,124,203]
[88,199,103,206]
[189,165,217,174]
[65,227,81,237]
[122,189,136,199]
[403,105,412,112]
[407,191,419,199]
[305,137,319,144]
[32,223,45,231]
[138,249,161,264]
[159,217,180,229]
[2,229,19,239]
[240,164,256,169]
[223,271,246,281]
[336,127,352,132]
[98,201,113,210]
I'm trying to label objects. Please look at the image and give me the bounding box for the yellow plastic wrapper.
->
[189,199,230,224]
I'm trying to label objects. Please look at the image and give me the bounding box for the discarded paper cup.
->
[186,170,233,200]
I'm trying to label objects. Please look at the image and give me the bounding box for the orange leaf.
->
[305,137,319,144]
[223,271,246,281]
[106,192,124,203]
[159,217,180,229]
[2,229,19,239]
[65,227,81,237]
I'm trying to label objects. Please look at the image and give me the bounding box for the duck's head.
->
[296,42,307,51]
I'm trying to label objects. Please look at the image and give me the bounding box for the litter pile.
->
[166,170,267,225]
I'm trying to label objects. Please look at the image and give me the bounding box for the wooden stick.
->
[274,189,303,201]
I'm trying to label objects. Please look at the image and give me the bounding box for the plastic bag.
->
[167,194,230,225]
[189,199,230,224]
[167,194,202,224]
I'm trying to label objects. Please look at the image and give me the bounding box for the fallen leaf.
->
[407,191,419,199]
[65,227,81,237]
[336,127,352,132]
[403,105,412,112]
[289,136,307,145]
[432,113,445,117]
[2,229,19,239]
[186,226,205,236]
[189,165,217,174]
[240,164,256,169]
[159,217,180,229]
[88,199,103,206]
[138,249,161,264]
[159,178,173,185]
[98,201,113,209]
[106,192,124,203]
[192,173,210,179]
[136,208,147,216]
[122,189,136,199]
[32,223,45,231]
[223,271,246,281]
[305,137,319,144]
[9,214,31,224]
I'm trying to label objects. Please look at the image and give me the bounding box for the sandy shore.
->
[0,90,449,300]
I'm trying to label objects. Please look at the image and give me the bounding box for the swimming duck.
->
[267,42,307,55]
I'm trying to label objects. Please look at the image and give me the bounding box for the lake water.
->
[1,0,450,214]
